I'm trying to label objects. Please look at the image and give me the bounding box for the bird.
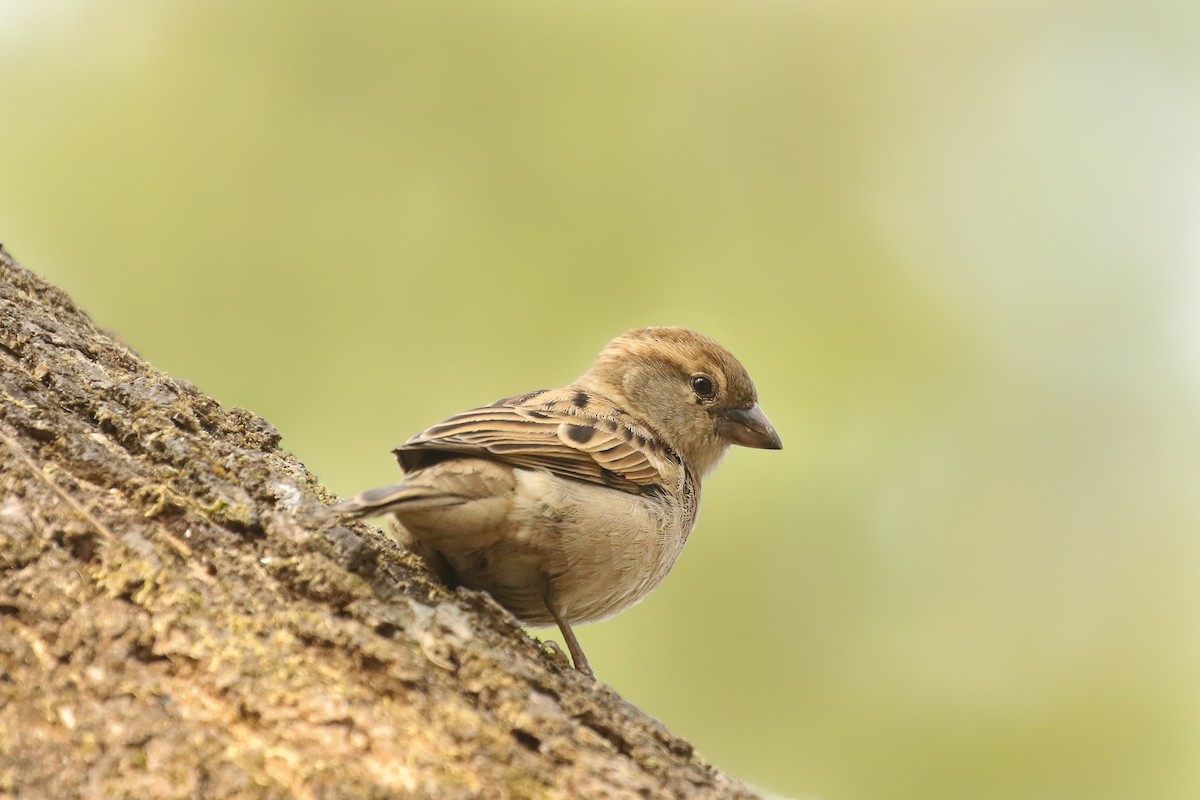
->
[327,327,781,678]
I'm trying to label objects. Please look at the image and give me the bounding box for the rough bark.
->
[0,246,758,800]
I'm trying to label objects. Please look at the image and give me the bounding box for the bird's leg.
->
[544,590,594,680]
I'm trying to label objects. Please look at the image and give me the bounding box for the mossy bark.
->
[0,246,758,800]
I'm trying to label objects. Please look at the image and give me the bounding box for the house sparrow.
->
[328,327,781,678]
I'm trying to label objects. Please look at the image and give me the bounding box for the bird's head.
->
[577,327,781,478]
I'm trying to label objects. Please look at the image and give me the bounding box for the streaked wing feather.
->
[396,398,672,494]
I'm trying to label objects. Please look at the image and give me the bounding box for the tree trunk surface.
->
[0,246,759,800]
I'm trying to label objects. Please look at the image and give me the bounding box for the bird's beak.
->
[715,403,782,450]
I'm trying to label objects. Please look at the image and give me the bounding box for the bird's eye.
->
[690,374,716,401]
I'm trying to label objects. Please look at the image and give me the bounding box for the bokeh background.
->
[3,1,1198,798]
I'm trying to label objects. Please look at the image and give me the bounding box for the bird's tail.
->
[323,484,466,520]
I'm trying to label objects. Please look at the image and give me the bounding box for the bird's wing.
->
[395,391,678,495]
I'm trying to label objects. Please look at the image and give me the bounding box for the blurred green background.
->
[3,1,1198,798]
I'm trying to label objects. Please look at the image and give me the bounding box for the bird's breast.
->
[446,467,697,626]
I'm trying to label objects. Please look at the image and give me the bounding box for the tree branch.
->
[0,245,758,799]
